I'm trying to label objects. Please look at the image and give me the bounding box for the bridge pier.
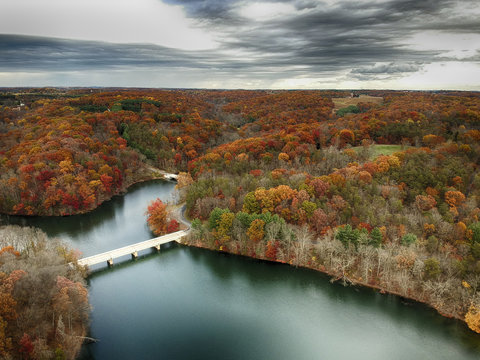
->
[131,251,138,259]
[154,244,161,251]
[107,258,113,267]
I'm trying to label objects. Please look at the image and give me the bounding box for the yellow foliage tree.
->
[278,152,289,162]
[465,304,480,333]
[247,219,265,243]
[217,212,235,242]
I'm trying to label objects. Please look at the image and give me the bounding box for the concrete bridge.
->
[164,173,178,181]
[77,230,188,267]
[146,166,178,182]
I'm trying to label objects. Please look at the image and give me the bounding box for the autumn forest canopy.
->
[1,87,480,341]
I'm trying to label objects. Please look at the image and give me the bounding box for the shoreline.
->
[0,168,177,218]
[1,175,470,329]
[180,239,467,325]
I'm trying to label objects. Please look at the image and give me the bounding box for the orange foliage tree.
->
[338,129,355,147]
[146,198,168,235]
[445,190,466,208]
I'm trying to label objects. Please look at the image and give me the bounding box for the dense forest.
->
[0,89,228,215]
[1,88,480,338]
[0,225,89,360]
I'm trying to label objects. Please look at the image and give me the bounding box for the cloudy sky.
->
[1,0,479,89]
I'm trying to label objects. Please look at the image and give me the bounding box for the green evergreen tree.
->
[369,227,383,248]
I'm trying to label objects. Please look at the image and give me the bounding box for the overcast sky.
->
[1,0,479,89]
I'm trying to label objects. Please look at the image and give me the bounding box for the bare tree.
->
[292,225,312,267]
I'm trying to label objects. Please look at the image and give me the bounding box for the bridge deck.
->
[77,230,188,267]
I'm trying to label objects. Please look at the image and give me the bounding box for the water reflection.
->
[0,180,175,256]
[1,191,121,238]
[81,245,480,360]
[183,246,480,355]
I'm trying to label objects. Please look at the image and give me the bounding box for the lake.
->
[3,180,479,360]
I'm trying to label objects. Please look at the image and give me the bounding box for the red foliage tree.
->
[265,241,279,260]
[19,333,34,359]
[166,219,179,233]
[310,178,330,198]
[311,208,329,234]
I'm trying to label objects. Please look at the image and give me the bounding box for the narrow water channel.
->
[2,180,480,359]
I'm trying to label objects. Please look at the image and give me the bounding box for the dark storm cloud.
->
[0,35,215,71]
[157,0,479,80]
[0,34,314,75]
[221,0,454,52]
[163,0,240,23]
[164,0,464,27]
[383,0,454,15]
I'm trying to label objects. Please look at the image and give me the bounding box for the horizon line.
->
[1,86,479,93]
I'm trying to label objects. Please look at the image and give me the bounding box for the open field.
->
[332,95,384,110]
[352,144,409,159]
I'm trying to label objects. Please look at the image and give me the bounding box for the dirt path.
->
[168,203,191,231]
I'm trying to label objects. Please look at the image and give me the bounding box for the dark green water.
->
[3,180,480,359]
[2,180,176,257]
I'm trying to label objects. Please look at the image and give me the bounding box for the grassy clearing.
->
[352,144,408,159]
[332,95,383,110]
